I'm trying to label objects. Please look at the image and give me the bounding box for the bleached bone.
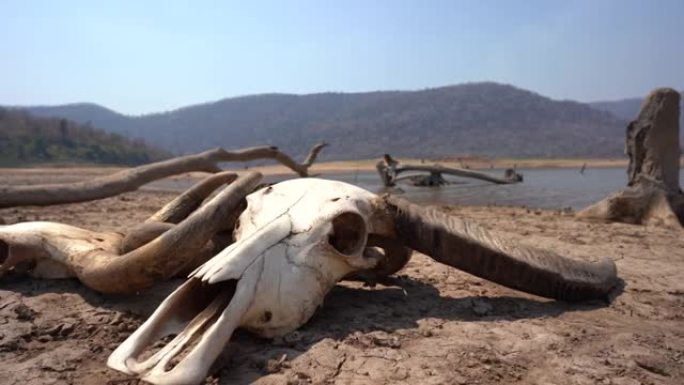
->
[105,178,617,385]
[107,179,384,384]
[1,177,618,385]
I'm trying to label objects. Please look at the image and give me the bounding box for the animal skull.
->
[107,179,391,384]
[0,175,619,385]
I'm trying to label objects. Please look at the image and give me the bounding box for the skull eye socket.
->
[328,212,366,256]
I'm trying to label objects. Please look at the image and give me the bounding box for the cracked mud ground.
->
[1,172,683,385]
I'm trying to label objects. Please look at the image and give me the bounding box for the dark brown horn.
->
[345,234,412,283]
[381,196,618,301]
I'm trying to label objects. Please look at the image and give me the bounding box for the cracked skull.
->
[107,178,390,385]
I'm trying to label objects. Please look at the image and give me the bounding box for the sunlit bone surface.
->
[108,178,387,385]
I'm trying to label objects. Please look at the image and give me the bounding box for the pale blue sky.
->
[1,0,682,115]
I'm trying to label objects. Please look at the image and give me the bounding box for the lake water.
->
[152,168,684,210]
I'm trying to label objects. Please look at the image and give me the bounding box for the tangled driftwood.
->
[0,143,328,208]
[376,154,522,187]
[579,88,683,227]
[0,172,260,293]
[1,170,618,384]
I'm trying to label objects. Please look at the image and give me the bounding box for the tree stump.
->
[504,168,524,182]
[376,154,400,187]
[578,88,683,227]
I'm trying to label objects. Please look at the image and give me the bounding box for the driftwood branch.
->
[376,154,522,187]
[578,88,683,227]
[0,143,328,208]
[0,172,262,293]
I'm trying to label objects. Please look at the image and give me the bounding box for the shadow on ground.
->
[0,271,617,385]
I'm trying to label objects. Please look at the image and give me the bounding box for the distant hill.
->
[590,94,684,131]
[19,83,632,160]
[589,98,643,121]
[0,107,169,166]
[26,103,131,131]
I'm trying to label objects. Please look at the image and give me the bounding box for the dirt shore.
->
[0,172,683,385]
[0,157,635,180]
[3,157,684,178]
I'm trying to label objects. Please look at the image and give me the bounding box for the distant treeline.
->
[0,107,169,166]
[22,83,630,159]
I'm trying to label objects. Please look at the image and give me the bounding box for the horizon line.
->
[4,81,683,117]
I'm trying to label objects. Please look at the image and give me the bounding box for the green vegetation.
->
[0,108,169,166]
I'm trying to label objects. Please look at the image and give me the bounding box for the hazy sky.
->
[1,0,682,114]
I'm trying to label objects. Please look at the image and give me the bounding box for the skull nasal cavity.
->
[329,212,366,256]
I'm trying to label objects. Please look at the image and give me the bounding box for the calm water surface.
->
[153,168,684,210]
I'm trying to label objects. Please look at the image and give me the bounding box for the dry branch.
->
[376,154,522,187]
[0,143,328,208]
[0,172,262,293]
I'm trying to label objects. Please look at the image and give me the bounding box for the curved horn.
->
[122,222,176,253]
[146,171,238,224]
[73,171,262,293]
[345,235,412,283]
[380,196,618,301]
[0,172,262,294]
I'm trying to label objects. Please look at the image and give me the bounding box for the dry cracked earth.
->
[0,170,682,385]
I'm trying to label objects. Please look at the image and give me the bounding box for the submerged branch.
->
[376,154,522,187]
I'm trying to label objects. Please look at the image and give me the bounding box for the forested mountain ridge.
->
[0,107,169,166]
[20,82,633,160]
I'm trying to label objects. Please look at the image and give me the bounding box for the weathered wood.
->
[579,88,683,227]
[0,143,327,208]
[0,172,262,293]
[376,154,522,187]
[403,171,450,187]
